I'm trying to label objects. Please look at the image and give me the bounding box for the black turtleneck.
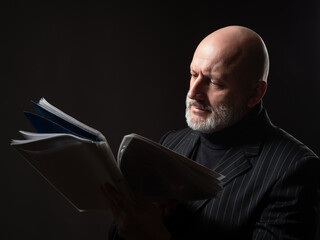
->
[195,102,263,170]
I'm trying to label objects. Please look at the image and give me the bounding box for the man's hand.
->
[101,183,171,240]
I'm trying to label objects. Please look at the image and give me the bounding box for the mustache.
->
[186,98,213,112]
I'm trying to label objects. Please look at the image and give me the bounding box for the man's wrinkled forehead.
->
[190,43,241,81]
[190,56,225,79]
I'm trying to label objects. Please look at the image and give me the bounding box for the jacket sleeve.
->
[252,156,320,239]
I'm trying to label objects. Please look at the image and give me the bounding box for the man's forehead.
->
[190,56,225,77]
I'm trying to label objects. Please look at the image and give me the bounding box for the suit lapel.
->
[214,111,269,186]
[185,132,263,218]
[172,130,200,158]
[214,143,260,186]
[181,143,260,217]
[171,127,261,186]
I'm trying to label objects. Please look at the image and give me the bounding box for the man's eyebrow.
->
[211,73,220,79]
[210,73,224,82]
[190,67,197,73]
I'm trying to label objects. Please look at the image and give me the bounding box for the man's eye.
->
[210,81,223,88]
[191,74,198,78]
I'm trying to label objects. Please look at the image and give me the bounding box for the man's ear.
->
[247,80,267,108]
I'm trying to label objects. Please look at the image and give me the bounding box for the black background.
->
[1,1,319,239]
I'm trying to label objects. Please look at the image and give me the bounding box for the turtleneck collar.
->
[198,102,263,148]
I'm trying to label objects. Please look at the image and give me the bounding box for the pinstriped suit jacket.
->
[160,108,320,239]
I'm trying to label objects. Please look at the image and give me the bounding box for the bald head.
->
[193,26,269,84]
[186,26,269,133]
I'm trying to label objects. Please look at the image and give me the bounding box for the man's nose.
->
[187,76,206,100]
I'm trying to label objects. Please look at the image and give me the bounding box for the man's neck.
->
[199,102,263,147]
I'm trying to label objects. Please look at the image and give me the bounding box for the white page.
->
[38,98,106,141]
[11,135,134,211]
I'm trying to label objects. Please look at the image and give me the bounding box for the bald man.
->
[105,26,320,239]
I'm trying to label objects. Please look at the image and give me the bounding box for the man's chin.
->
[190,112,210,121]
[188,117,215,133]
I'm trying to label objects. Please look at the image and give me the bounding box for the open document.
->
[11,98,224,211]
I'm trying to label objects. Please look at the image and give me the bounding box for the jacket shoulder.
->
[269,125,318,160]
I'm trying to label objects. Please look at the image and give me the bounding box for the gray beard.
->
[185,96,239,134]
